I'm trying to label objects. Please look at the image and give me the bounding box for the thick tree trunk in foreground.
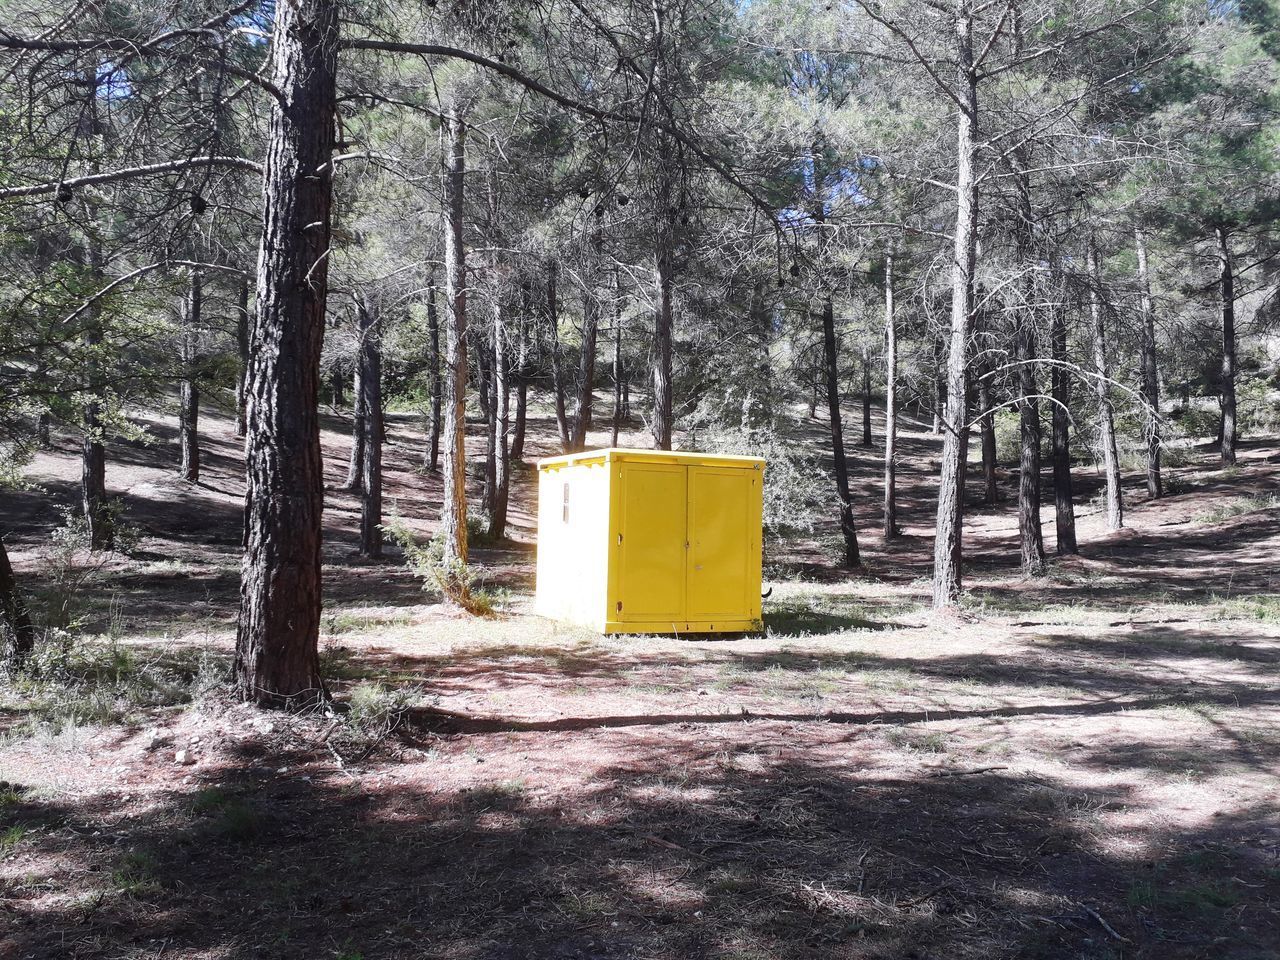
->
[821,296,861,567]
[1216,227,1238,466]
[178,267,202,484]
[0,537,35,665]
[235,276,250,439]
[933,11,978,609]
[356,297,383,559]
[487,302,510,539]
[571,287,599,451]
[1050,295,1078,554]
[546,263,571,453]
[1135,227,1162,497]
[882,251,899,540]
[1088,241,1123,532]
[426,278,441,472]
[234,0,338,708]
[439,111,469,571]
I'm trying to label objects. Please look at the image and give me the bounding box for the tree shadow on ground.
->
[3,726,1276,959]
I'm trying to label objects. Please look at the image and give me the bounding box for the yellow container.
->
[535,448,765,634]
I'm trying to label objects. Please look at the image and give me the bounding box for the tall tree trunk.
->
[546,263,571,453]
[330,367,346,408]
[77,66,111,552]
[509,287,529,463]
[571,285,599,451]
[822,296,861,567]
[652,174,676,451]
[1088,239,1123,532]
[234,0,338,708]
[477,331,496,522]
[883,250,899,540]
[1135,227,1161,497]
[81,259,111,551]
[612,270,625,447]
[487,301,510,539]
[235,275,250,439]
[178,266,202,484]
[426,277,442,472]
[1050,288,1078,554]
[439,110,469,571]
[357,296,382,559]
[747,278,773,428]
[37,412,51,448]
[343,353,365,492]
[0,537,36,666]
[860,346,873,447]
[1216,227,1238,466]
[1012,154,1045,575]
[932,8,978,608]
[976,355,998,505]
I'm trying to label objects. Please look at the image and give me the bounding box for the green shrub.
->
[384,516,499,615]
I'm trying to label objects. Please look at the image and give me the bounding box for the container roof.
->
[537,447,765,470]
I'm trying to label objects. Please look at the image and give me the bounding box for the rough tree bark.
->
[1216,227,1238,467]
[178,266,202,484]
[356,295,382,559]
[1088,239,1123,532]
[487,301,510,539]
[426,277,441,472]
[883,250,899,540]
[233,0,338,708]
[439,110,469,570]
[1135,227,1161,497]
[932,5,978,608]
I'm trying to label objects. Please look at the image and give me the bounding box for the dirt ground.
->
[2,398,1279,960]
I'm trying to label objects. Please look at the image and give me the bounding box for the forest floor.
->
[1,396,1279,960]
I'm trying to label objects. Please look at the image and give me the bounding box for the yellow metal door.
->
[617,462,687,622]
[687,466,751,620]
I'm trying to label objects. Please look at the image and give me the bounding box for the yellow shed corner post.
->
[535,448,763,636]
